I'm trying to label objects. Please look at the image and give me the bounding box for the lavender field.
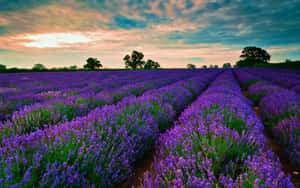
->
[0,69,299,187]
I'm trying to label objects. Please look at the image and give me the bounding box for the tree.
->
[0,64,6,70]
[236,58,255,67]
[84,58,102,70]
[123,50,145,69]
[69,65,77,70]
[187,64,196,69]
[33,64,46,70]
[208,65,218,69]
[238,46,270,67]
[144,59,160,69]
[201,65,207,69]
[285,59,292,63]
[222,62,232,68]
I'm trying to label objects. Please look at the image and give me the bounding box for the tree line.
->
[80,51,161,70]
[1,47,299,72]
[0,50,161,72]
[186,46,299,69]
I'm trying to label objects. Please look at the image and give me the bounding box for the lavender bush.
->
[140,71,294,187]
[0,70,219,187]
[235,69,300,170]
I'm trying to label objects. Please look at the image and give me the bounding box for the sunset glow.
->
[17,33,93,48]
[0,0,299,68]
[0,1,299,187]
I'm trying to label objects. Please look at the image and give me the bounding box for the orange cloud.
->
[153,20,203,32]
[0,21,243,68]
[268,46,300,54]
[5,28,136,49]
[0,0,110,35]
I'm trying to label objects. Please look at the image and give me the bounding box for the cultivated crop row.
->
[245,68,300,93]
[235,70,300,170]
[139,71,294,187]
[0,71,173,120]
[0,73,190,138]
[0,70,220,187]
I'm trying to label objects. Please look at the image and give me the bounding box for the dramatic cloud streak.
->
[16,33,93,48]
[0,0,299,68]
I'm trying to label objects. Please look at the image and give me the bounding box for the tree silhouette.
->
[237,46,270,67]
[222,62,232,68]
[84,58,102,70]
[144,59,160,69]
[187,64,196,69]
[208,65,218,69]
[69,65,77,70]
[285,59,292,63]
[201,65,207,69]
[123,51,145,69]
[33,64,46,70]
[0,64,6,70]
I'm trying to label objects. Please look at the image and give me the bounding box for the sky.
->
[0,0,300,68]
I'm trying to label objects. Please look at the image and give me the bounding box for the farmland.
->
[0,69,299,187]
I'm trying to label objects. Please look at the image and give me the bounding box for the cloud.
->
[0,0,53,12]
[112,15,147,29]
[153,18,204,32]
[9,28,139,49]
[0,26,8,35]
[159,0,300,46]
[185,57,204,62]
[0,49,10,53]
[0,0,110,35]
[266,45,300,62]
[268,46,300,54]
[2,0,300,46]
[0,0,300,68]
[0,26,242,68]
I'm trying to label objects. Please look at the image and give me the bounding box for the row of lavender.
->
[235,70,300,170]
[0,70,206,97]
[139,71,294,187]
[0,71,170,121]
[0,70,158,97]
[1,70,199,148]
[244,68,300,93]
[0,72,190,139]
[0,70,220,187]
[0,71,135,104]
[1,70,209,124]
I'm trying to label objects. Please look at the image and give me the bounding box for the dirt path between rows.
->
[243,91,300,187]
[121,142,158,187]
